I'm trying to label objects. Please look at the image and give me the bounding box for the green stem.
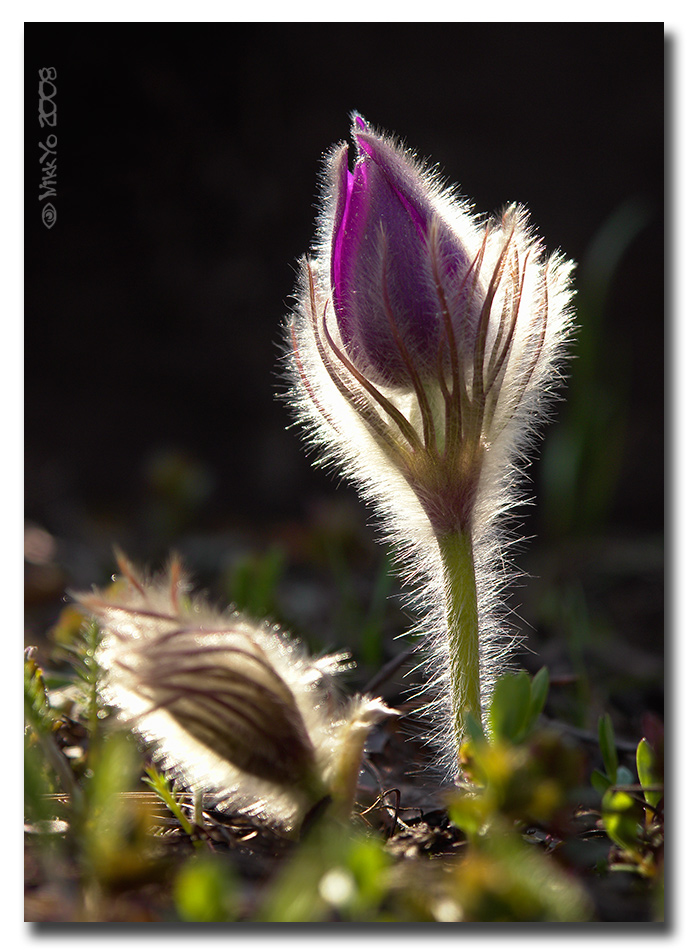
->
[436,529,481,749]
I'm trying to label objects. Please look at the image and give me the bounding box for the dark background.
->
[25,24,664,714]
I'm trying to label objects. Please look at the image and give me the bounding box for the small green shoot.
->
[591,713,636,794]
[598,713,618,784]
[143,765,195,837]
[24,647,83,808]
[452,668,583,842]
[600,788,642,855]
[487,667,550,744]
[589,716,664,880]
[77,731,161,894]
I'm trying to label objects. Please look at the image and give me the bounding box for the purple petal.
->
[331,153,372,342]
[329,118,479,385]
[354,130,429,241]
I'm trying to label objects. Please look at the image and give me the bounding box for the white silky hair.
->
[77,555,392,830]
[284,120,575,781]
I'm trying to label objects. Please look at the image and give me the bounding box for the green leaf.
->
[527,667,550,728]
[615,765,635,786]
[488,672,532,743]
[601,788,642,854]
[448,792,486,837]
[346,837,390,909]
[591,769,612,795]
[174,856,238,922]
[636,737,663,809]
[598,714,618,784]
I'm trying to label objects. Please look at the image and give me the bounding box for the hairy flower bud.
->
[286,114,574,776]
[331,115,479,386]
[76,552,393,829]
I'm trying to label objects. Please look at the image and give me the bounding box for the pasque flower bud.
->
[331,114,479,386]
[76,552,393,830]
[286,115,574,776]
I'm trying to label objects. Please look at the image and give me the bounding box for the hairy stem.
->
[436,528,481,750]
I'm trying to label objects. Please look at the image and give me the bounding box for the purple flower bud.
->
[331,115,478,386]
[288,115,575,776]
